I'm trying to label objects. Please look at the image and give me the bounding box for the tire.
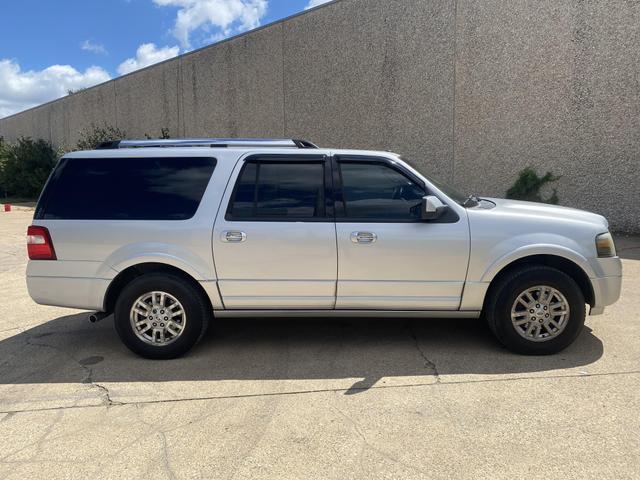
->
[485,265,585,355]
[114,273,210,359]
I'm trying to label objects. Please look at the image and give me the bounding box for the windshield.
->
[399,156,469,206]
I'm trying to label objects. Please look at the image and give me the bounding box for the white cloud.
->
[0,59,111,118]
[0,1,272,118]
[153,0,268,48]
[117,43,180,75]
[81,40,108,55]
[305,0,331,9]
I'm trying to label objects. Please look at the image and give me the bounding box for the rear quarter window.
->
[35,156,216,220]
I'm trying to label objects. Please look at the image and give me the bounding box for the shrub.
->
[75,124,127,151]
[145,127,171,139]
[506,167,560,204]
[67,87,86,95]
[0,137,58,198]
[0,137,7,195]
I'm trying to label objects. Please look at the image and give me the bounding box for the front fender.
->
[480,243,596,283]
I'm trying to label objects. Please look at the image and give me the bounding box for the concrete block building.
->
[1,0,638,231]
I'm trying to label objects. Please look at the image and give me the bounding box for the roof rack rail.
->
[96,138,319,150]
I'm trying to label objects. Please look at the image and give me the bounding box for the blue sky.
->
[0,0,331,118]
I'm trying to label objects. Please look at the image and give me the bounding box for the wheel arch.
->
[484,254,595,307]
[103,262,214,314]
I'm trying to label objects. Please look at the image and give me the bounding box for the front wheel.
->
[485,265,586,355]
[114,273,210,359]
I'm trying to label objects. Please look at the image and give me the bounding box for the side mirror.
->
[422,195,448,221]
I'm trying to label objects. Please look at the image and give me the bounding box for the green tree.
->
[0,137,58,198]
[75,124,127,151]
[506,167,560,204]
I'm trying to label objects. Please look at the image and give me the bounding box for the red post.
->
[3,204,11,212]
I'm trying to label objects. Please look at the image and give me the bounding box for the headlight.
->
[595,232,616,258]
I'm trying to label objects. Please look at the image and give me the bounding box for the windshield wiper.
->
[463,195,480,208]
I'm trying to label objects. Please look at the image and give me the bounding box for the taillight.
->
[27,225,57,260]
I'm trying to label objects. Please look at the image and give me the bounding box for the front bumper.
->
[589,275,622,315]
[588,257,623,315]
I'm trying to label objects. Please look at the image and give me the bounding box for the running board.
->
[214,310,481,319]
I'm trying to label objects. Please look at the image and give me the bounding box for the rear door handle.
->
[350,231,377,244]
[221,231,247,243]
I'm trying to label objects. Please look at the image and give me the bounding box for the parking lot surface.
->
[1,209,639,479]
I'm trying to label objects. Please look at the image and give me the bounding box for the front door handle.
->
[350,231,377,244]
[221,231,247,243]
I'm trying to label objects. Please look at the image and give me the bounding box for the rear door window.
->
[227,158,327,221]
[36,156,216,220]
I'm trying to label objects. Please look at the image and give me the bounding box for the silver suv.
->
[27,138,622,358]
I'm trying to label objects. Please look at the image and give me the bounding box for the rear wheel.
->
[485,265,585,355]
[114,273,210,359]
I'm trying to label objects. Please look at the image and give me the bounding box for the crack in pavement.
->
[344,321,442,395]
[1,369,639,416]
[159,428,178,480]
[331,403,430,477]
[90,383,122,407]
[0,409,65,463]
[405,321,441,383]
[24,335,121,408]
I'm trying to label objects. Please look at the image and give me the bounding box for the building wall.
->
[1,0,638,232]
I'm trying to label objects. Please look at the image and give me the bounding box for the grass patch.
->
[1,197,37,207]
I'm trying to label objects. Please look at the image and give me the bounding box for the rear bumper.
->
[27,275,110,311]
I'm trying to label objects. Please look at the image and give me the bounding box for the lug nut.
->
[148,316,153,320]
[160,310,165,314]
[530,309,535,313]
[164,317,168,320]
[532,317,536,321]
[160,323,165,327]
[536,304,540,308]
[543,306,548,310]
[153,322,157,327]
[153,309,157,314]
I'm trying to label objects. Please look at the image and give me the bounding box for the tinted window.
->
[38,157,216,220]
[228,162,258,218]
[228,161,325,219]
[339,162,425,220]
